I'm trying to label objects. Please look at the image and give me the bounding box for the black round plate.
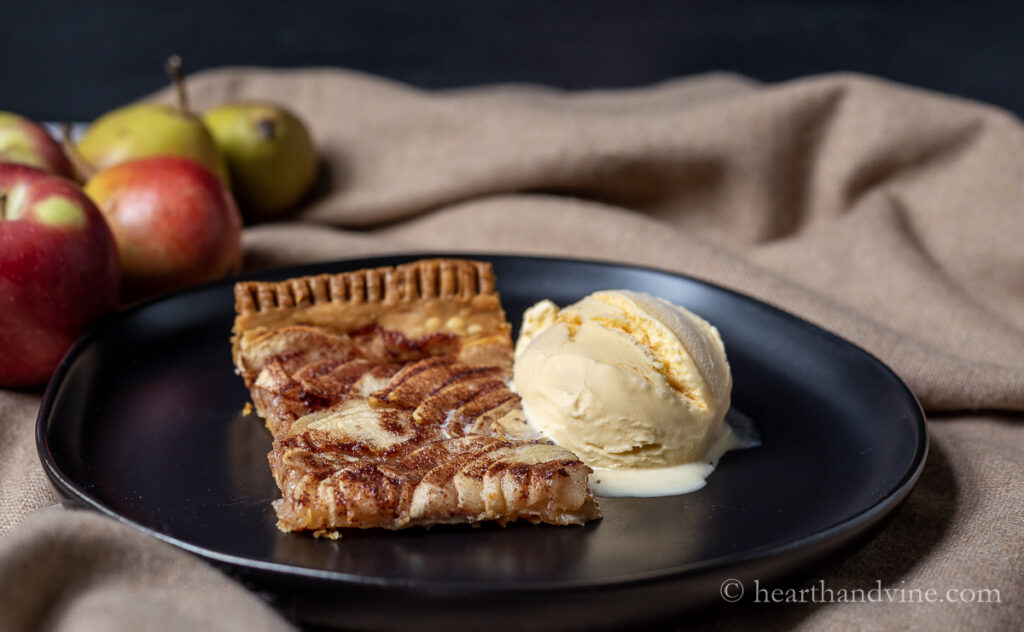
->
[37,254,927,630]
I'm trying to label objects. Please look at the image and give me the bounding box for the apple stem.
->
[0,193,7,220]
[165,54,190,115]
[59,123,98,182]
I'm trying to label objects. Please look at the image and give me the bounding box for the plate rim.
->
[35,252,929,595]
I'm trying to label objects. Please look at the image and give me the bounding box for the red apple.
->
[0,164,120,387]
[84,156,243,303]
[0,112,75,179]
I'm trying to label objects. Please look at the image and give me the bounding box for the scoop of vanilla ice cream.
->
[513,290,732,472]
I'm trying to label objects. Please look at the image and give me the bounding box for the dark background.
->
[3,1,1023,122]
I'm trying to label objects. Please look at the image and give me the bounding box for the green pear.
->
[202,102,318,221]
[76,56,230,186]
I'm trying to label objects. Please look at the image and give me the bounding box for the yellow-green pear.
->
[202,102,318,221]
[76,56,230,186]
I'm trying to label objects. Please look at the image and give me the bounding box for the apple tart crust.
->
[232,258,600,534]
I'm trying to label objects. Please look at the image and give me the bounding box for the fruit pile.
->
[0,56,319,387]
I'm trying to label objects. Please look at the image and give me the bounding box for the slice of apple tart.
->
[231,258,600,535]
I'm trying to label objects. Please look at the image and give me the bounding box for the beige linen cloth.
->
[1,68,1022,631]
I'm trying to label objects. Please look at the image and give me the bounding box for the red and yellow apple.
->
[0,112,74,179]
[0,163,120,387]
[84,156,243,303]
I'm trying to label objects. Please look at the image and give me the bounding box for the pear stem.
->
[60,123,98,182]
[165,54,190,114]
[0,193,7,220]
